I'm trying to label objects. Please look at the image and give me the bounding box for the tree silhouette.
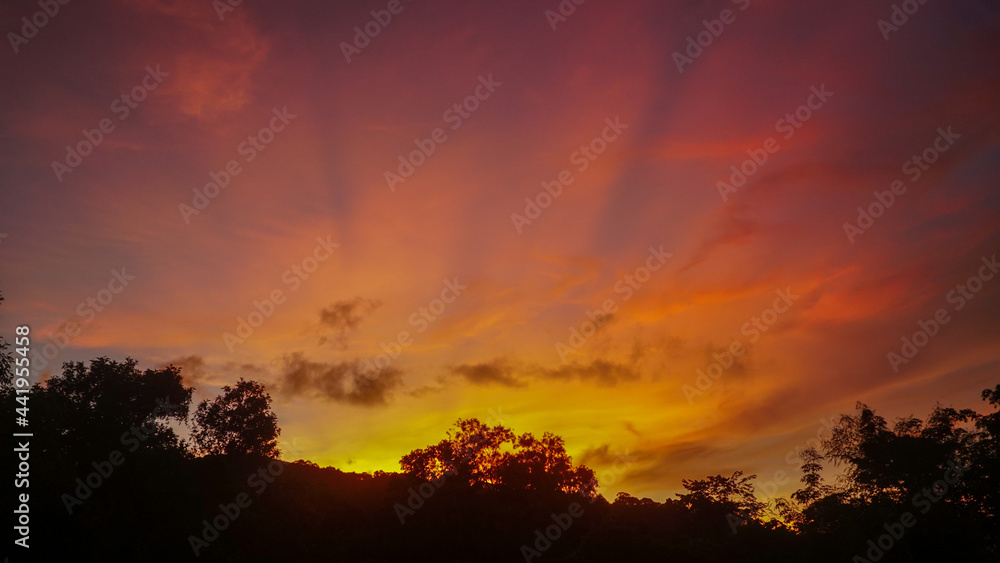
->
[4,344,1000,562]
[677,471,765,521]
[0,291,14,389]
[192,378,280,457]
[500,431,597,497]
[790,447,829,507]
[823,401,979,504]
[400,418,597,497]
[41,357,193,458]
[45,357,192,423]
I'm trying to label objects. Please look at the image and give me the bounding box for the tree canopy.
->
[2,348,998,562]
[400,417,597,498]
[192,378,280,457]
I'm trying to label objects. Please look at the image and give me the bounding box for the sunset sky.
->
[2,0,999,501]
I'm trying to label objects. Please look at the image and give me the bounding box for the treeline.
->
[1,350,998,562]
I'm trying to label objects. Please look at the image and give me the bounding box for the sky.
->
[1,0,999,501]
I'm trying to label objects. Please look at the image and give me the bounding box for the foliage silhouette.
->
[2,349,998,562]
[192,378,280,458]
[400,417,597,498]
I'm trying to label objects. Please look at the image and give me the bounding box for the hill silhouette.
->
[1,349,998,561]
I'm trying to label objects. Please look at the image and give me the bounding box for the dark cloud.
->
[579,444,618,467]
[437,357,642,390]
[161,355,205,386]
[280,352,402,406]
[540,360,641,387]
[407,384,446,398]
[160,357,273,389]
[317,298,381,349]
[613,442,720,493]
[221,362,269,377]
[698,342,753,378]
[451,359,524,388]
